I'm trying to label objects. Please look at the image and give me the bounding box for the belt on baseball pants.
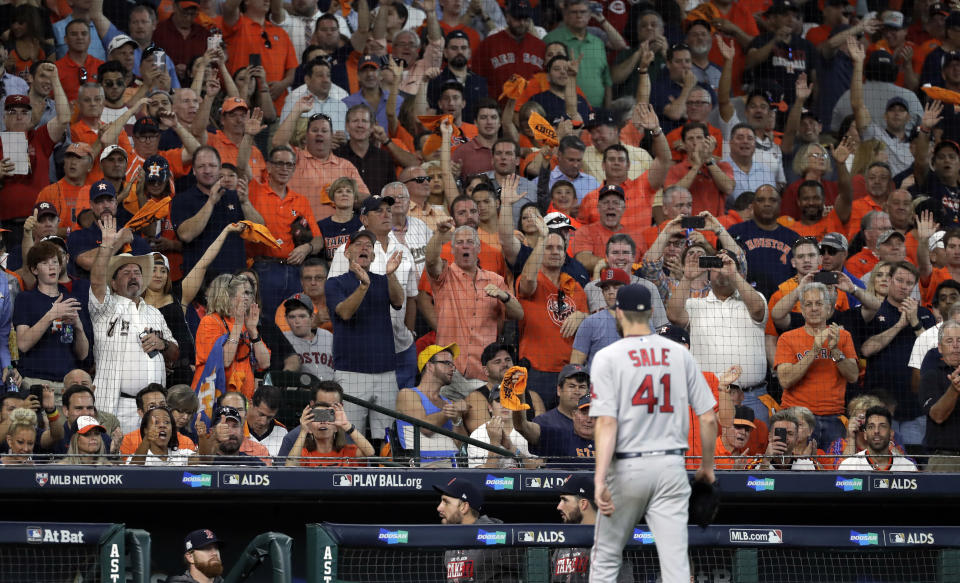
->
[119,393,137,399]
[614,448,686,459]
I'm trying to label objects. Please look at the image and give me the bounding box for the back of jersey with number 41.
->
[590,335,716,453]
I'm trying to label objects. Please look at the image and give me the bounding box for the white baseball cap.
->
[107,34,138,55]
[930,230,947,252]
[76,416,106,434]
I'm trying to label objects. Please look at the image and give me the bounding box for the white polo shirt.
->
[837,450,919,472]
[687,289,768,386]
[394,215,433,278]
[89,289,175,417]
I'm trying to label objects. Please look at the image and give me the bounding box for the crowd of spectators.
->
[2,0,960,472]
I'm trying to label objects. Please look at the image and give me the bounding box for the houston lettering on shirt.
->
[795,347,830,361]
[742,237,792,265]
[447,557,475,580]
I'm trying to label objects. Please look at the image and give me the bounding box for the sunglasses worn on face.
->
[405,175,430,184]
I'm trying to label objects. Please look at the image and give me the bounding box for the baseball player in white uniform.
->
[589,284,718,583]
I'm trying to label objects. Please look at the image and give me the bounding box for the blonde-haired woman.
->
[3,408,38,465]
[59,416,112,465]
[192,274,271,399]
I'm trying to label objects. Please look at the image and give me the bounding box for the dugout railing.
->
[306,523,960,583]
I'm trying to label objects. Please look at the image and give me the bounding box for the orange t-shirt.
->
[246,178,320,259]
[774,326,857,415]
[35,179,90,232]
[665,124,724,162]
[664,159,734,218]
[921,267,960,308]
[223,14,298,112]
[847,196,883,241]
[299,444,362,467]
[686,371,720,470]
[706,2,759,97]
[192,314,269,399]
[119,429,197,455]
[844,248,879,280]
[577,173,655,242]
[570,221,638,262]
[516,270,587,372]
[776,209,846,241]
[207,130,267,179]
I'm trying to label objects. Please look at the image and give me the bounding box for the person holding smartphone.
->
[284,394,373,467]
[752,410,817,470]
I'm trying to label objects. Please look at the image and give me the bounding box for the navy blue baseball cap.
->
[577,394,592,409]
[184,529,219,551]
[657,324,690,345]
[557,363,588,385]
[143,155,170,183]
[89,179,117,201]
[359,195,395,215]
[615,284,652,312]
[558,474,595,500]
[434,478,483,510]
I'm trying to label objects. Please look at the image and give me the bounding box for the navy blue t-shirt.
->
[326,271,396,373]
[170,185,247,276]
[863,299,935,420]
[530,408,594,468]
[317,216,362,261]
[66,217,151,278]
[529,91,591,126]
[910,172,960,229]
[728,220,800,299]
[12,287,86,380]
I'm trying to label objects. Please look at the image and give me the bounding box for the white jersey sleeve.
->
[590,334,715,452]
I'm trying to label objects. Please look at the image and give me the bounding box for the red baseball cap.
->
[4,95,31,110]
